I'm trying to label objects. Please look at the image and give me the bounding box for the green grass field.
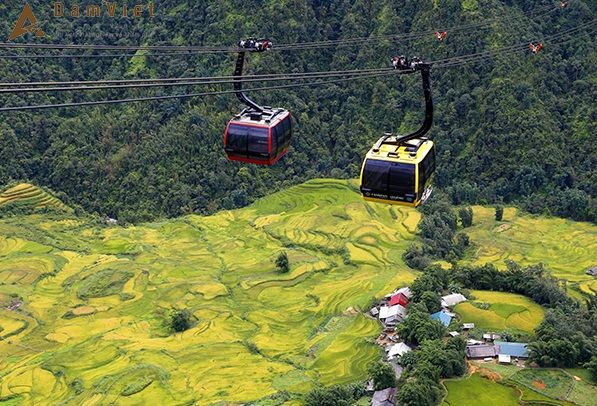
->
[1,180,595,405]
[510,369,573,400]
[443,363,581,406]
[509,368,596,406]
[454,290,544,333]
[442,373,519,406]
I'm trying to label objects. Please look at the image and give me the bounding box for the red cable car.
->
[224,38,293,165]
[224,109,293,165]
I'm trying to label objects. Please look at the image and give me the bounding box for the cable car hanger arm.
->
[234,38,272,113]
[374,58,433,152]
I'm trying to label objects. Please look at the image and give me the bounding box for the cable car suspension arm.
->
[373,59,433,152]
[234,38,272,113]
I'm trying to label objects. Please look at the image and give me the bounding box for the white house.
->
[379,304,407,320]
[441,293,467,307]
[387,342,411,360]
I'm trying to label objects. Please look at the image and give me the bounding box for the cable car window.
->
[363,160,389,192]
[418,145,436,193]
[286,117,293,146]
[388,163,415,195]
[277,117,288,147]
[227,124,248,152]
[271,126,278,154]
[284,116,292,146]
[247,127,269,154]
[429,145,436,173]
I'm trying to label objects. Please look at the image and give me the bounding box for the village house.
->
[388,292,409,307]
[441,293,467,307]
[495,341,529,359]
[462,323,475,329]
[379,304,407,326]
[387,342,411,361]
[586,266,597,276]
[465,344,499,359]
[372,387,396,406]
[483,332,502,341]
[430,310,453,327]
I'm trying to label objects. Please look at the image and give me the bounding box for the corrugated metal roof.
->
[430,311,453,327]
[495,341,529,358]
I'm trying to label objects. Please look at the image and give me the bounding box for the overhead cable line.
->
[0,4,561,57]
[0,18,592,113]
[0,70,405,113]
[0,67,394,89]
[2,18,591,93]
[0,69,398,94]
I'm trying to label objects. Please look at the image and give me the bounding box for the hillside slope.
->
[0,183,72,213]
[0,179,596,405]
[0,0,594,222]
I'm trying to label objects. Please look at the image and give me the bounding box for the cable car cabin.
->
[360,137,435,207]
[224,109,292,165]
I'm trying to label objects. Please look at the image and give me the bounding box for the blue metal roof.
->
[495,341,529,358]
[430,311,452,327]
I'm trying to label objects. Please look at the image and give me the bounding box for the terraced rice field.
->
[0,179,417,405]
[1,180,595,405]
[454,290,544,333]
[0,184,72,213]
[462,206,597,290]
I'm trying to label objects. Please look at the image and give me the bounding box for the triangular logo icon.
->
[8,3,45,41]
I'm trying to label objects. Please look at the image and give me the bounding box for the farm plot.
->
[454,290,544,333]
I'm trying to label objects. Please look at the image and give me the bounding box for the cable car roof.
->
[229,108,290,127]
[365,137,434,164]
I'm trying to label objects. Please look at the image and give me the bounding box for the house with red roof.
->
[388,292,409,307]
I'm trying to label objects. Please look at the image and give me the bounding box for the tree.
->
[369,361,397,390]
[495,205,504,221]
[459,207,473,227]
[584,356,597,382]
[397,303,446,345]
[396,377,442,406]
[305,385,355,406]
[170,309,192,332]
[419,291,442,314]
[275,251,290,273]
[402,244,432,270]
[416,338,467,379]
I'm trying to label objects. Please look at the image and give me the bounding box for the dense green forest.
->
[0,0,595,222]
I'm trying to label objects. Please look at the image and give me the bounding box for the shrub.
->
[275,251,290,273]
[305,384,357,406]
[459,206,473,227]
[495,205,504,221]
[170,309,192,333]
[368,361,397,390]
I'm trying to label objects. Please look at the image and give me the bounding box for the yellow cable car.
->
[360,137,435,207]
[360,59,435,207]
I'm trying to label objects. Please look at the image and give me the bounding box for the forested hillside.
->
[0,0,595,222]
